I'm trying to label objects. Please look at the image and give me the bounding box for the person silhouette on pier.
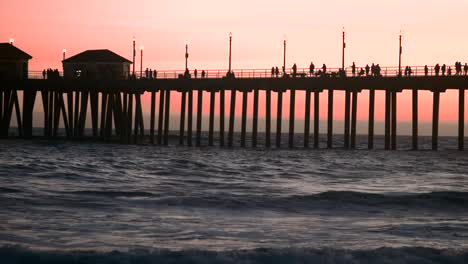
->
[424,65,429,76]
[435,64,440,76]
[322,64,327,76]
[271,67,275,77]
[201,70,206,79]
[309,62,315,77]
[42,70,46,79]
[365,64,370,76]
[359,68,365,77]
[448,67,452,76]
[154,70,157,79]
[464,63,468,76]
[351,62,356,76]
[442,64,446,76]
[292,63,297,77]
[194,69,198,79]
[275,67,279,78]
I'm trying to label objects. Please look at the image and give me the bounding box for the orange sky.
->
[1,0,468,123]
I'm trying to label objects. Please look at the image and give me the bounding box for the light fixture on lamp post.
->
[62,49,67,60]
[140,46,144,79]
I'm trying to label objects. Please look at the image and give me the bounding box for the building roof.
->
[63,49,131,63]
[0,43,32,60]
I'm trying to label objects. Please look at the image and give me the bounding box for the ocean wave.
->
[122,191,468,212]
[1,245,467,264]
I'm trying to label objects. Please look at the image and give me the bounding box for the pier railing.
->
[28,64,466,80]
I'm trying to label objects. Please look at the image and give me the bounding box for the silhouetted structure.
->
[0,43,32,80]
[63,49,131,80]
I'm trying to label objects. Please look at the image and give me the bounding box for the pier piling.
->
[288,88,295,148]
[276,90,283,148]
[459,88,464,150]
[432,89,440,150]
[304,89,311,148]
[327,88,333,148]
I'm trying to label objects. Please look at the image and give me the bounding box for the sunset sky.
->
[1,0,468,126]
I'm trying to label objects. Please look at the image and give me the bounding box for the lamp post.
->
[342,27,346,71]
[228,32,232,73]
[9,38,14,45]
[62,49,67,60]
[185,42,189,71]
[132,36,136,77]
[283,36,286,75]
[398,32,402,77]
[140,46,144,79]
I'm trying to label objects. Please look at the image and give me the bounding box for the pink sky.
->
[1,0,468,122]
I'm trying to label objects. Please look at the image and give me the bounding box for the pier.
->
[1,67,468,150]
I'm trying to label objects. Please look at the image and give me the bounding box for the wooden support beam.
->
[391,91,397,150]
[74,91,80,137]
[288,88,295,148]
[240,90,248,147]
[48,91,54,137]
[265,89,271,148]
[219,89,225,146]
[22,89,36,138]
[136,93,145,140]
[208,91,215,146]
[100,92,107,137]
[106,93,114,141]
[276,91,283,148]
[133,93,140,143]
[180,91,187,145]
[150,91,156,144]
[432,90,440,150]
[187,90,193,146]
[127,93,134,144]
[158,90,165,145]
[327,88,333,148]
[459,88,465,151]
[344,89,351,148]
[163,89,170,145]
[13,91,23,137]
[252,88,259,147]
[350,90,358,149]
[41,91,49,137]
[53,92,60,137]
[304,90,311,148]
[314,91,320,149]
[90,91,99,137]
[196,89,203,146]
[384,89,391,150]
[59,93,70,137]
[67,91,73,137]
[412,89,418,150]
[114,92,123,137]
[78,91,89,137]
[368,89,375,149]
[228,88,236,147]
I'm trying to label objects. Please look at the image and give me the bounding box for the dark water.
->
[1,135,468,263]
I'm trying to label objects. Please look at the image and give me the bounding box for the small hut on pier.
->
[0,43,32,80]
[62,49,131,80]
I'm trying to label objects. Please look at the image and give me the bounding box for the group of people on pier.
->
[42,69,61,80]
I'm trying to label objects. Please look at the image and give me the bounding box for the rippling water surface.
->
[1,137,468,263]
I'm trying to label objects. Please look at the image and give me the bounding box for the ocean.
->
[1,134,468,263]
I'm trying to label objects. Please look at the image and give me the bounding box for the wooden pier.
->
[1,75,467,150]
